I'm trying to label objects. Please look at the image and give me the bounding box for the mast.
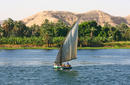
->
[59,45,62,65]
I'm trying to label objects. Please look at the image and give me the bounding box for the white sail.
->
[55,19,79,64]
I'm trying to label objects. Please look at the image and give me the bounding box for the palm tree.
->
[90,27,97,38]
[40,19,54,47]
[2,18,14,37]
[0,25,3,37]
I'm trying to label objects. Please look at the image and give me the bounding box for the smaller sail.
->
[55,19,80,64]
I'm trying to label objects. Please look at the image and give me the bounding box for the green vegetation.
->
[0,18,130,49]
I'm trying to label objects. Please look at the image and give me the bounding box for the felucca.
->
[54,19,80,70]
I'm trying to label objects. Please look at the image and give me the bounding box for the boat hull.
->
[53,66,72,70]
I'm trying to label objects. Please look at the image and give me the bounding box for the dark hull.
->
[53,66,72,70]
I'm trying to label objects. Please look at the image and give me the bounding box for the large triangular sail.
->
[55,19,80,65]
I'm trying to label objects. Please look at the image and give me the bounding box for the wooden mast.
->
[59,45,62,66]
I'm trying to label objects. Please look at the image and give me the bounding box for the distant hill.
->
[79,10,128,26]
[22,11,78,26]
[22,10,130,27]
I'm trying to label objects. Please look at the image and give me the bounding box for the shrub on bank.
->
[0,37,45,45]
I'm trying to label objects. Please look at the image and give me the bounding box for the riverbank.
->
[0,45,58,49]
[0,42,130,49]
[0,47,130,49]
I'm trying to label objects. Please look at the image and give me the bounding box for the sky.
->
[0,0,130,20]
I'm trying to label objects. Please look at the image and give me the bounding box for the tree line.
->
[0,18,130,47]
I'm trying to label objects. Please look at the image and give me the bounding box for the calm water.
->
[0,49,130,85]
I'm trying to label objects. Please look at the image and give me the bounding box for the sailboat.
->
[54,19,80,70]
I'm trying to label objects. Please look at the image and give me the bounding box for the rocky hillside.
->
[79,10,128,26]
[22,11,77,26]
[22,10,130,27]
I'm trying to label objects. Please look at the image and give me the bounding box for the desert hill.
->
[22,10,129,27]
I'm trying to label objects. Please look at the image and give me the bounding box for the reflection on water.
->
[54,69,79,85]
[54,69,78,77]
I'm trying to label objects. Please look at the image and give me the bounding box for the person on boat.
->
[54,63,57,67]
[61,64,65,67]
[66,62,71,67]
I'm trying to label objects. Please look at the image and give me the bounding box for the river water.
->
[0,49,130,85]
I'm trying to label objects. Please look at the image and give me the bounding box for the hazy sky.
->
[0,0,130,20]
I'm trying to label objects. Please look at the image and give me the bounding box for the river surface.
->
[0,49,130,85]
